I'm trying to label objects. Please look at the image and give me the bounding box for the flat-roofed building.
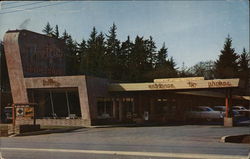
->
[2,30,249,126]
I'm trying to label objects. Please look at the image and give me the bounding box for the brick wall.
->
[15,118,91,127]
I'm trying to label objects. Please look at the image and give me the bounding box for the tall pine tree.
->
[65,35,79,75]
[105,23,120,80]
[238,48,250,91]
[85,27,98,75]
[120,36,133,81]
[95,32,106,77]
[42,22,53,37]
[128,36,147,82]
[78,38,87,75]
[155,43,168,68]
[214,35,239,78]
[53,25,59,39]
[151,43,178,78]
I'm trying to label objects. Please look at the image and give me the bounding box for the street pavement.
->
[0,125,249,159]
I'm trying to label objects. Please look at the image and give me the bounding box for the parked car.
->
[187,106,224,121]
[213,106,242,118]
[233,106,250,117]
[233,106,250,111]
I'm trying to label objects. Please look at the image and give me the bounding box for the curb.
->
[11,127,84,137]
[89,124,137,128]
[89,123,185,128]
[221,134,250,143]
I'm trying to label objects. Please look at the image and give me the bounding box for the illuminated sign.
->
[24,107,34,117]
[15,105,34,118]
[16,107,24,117]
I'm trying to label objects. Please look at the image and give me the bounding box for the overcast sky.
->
[0,1,249,67]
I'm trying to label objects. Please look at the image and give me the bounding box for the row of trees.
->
[43,22,178,82]
[42,22,249,83]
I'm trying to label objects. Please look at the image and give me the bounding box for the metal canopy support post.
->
[112,98,116,119]
[119,98,123,121]
[229,89,232,117]
[225,89,229,118]
[49,91,55,117]
[225,88,233,118]
[224,88,234,127]
[65,91,71,117]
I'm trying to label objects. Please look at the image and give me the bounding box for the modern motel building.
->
[1,30,249,127]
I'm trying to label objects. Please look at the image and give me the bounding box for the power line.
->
[0,2,69,15]
[2,2,45,10]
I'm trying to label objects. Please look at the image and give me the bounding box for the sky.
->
[0,1,249,68]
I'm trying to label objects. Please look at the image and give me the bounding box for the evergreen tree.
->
[239,48,250,73]
[155,43,168,67]
[85,27,106,76]
[128,36,147,82]
[238,48,250,90]
[65,35,79,75]
[168,56,177,70]
[105,23,120,80]
[53,25,59,38]
[42,22,53,37]
[166,56,178,77]
[95,32,106,76]
[86,27,97,75]
[149,43,178,79]
[214,35,239,78]
[61,30,70,42]
[120,36,133,81]
[145,36,157,68]
[78,38,87,74]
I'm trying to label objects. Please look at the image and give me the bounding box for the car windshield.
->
[205,107,213,111]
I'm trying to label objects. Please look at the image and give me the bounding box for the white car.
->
[213,106,242,118]
[233,106,250,111]
[233,106,250,117]
[187,106,224,121]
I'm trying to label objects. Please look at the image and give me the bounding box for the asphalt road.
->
[0,125,249,159]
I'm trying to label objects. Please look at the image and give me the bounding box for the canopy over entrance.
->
[109,77,240,92]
